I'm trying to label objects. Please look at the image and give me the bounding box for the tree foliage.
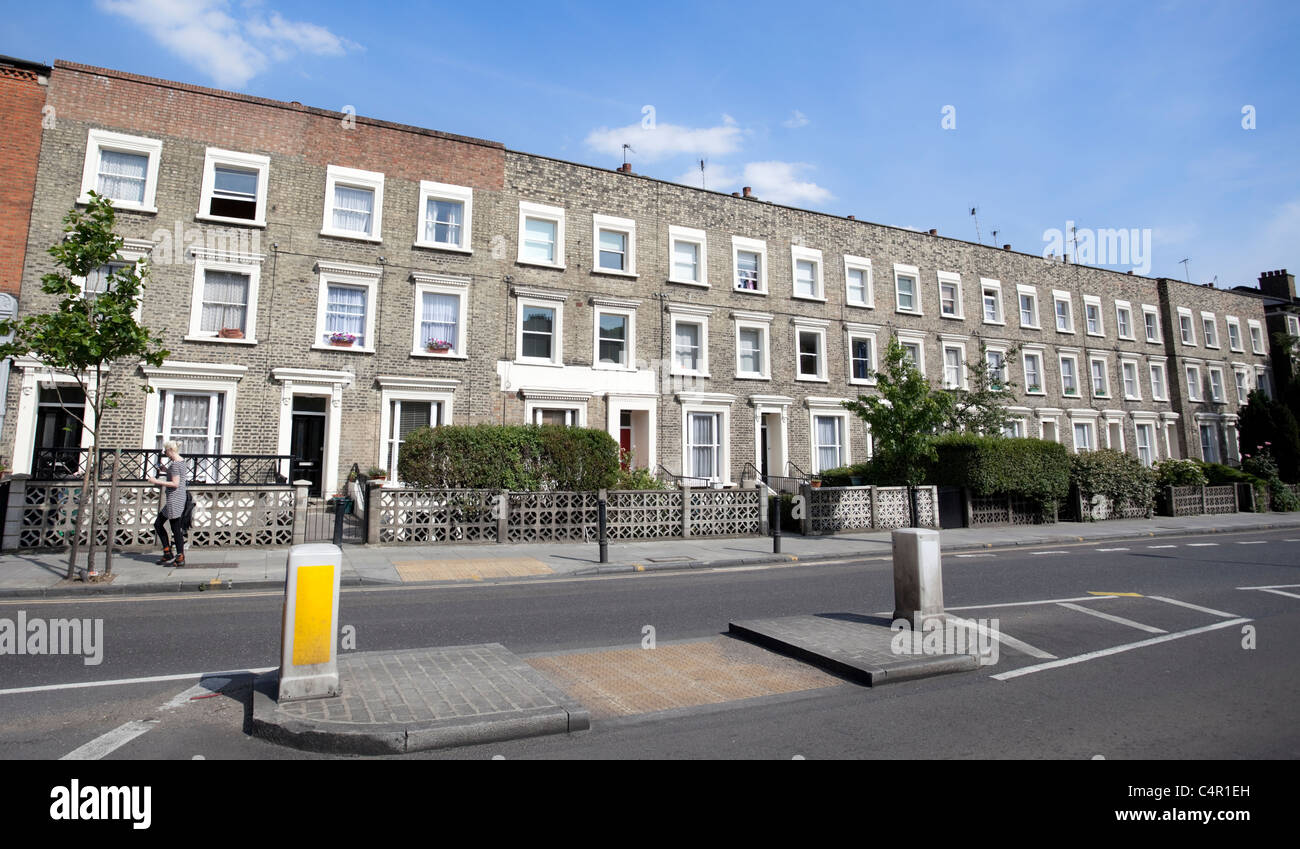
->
[944,342,1023,435]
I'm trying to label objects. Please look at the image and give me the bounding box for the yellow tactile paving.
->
[393,557,554,582]
[527,637,841,719]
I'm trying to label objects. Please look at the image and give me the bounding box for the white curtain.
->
[97,150,147,203]
[690,414,715,479]
[816,416,840,473]
[326,285,366,342]
[333,185,373,234]
[170,394,211,456]
[427,199,462,245]
[200,271,249,332]
[421,292,458,348]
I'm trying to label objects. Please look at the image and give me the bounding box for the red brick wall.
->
[49,61,505,190]
[0,65,48,297]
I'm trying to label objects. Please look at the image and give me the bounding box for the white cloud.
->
[585,121,744,162]
[782,110,809,129]
[96,0,358,88]
[673,160,833,207]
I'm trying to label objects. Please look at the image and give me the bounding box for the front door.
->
[290,396,327,496]
[32,387,86,478]
[759,419,769,479]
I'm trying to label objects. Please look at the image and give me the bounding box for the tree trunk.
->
[65,452,95,580]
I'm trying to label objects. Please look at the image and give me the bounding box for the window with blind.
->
[387,399,440,477]
[687,412,720,481]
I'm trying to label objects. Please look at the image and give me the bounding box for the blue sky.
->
[4,0,1298,288]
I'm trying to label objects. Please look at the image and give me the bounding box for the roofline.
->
[0,55,51,75]
[51,60,504,151]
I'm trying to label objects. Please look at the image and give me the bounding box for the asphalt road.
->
[1,527,1297,760]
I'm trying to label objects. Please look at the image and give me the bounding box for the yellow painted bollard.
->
[279,543,342,701]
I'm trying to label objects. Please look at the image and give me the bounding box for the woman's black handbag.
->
[181,492,196,531]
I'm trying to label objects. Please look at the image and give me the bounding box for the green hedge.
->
[1069,449,1156,515]
[1154,458,1208,487]
[929,435,1070,505]
[397,424,619,491]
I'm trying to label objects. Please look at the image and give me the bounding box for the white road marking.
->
[945,615,1056,659]
[992,618,1251,681]
[1186,543,1219,547]
[59,719,159,761]
[1258,589,1300,600]
[1147,545,1177,549]
[1031,550,1069,555]
[1236,583,1300,590]
[1236,541,1267,545]
[942,595,1119,612]
[0,666,274,698]
[1146,595,1240,619]
[1096,547,1130,552]
[956,553,995,558]
[1057,602,1167,634]
[1284,539,1300,542]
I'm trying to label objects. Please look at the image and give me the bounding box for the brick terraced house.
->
[0,61,1279,492]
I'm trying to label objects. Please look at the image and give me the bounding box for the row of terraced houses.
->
[1,58,1297,497]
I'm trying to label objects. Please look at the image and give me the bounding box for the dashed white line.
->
[1031,550,1069,555]
[1186,543,1219,547]
[1146,595,1240,619]
[992,618,1251,681]
[1258,589,1300,600]
[0,666,274,697]
[1147,545,1177,549]
[1236,583,1300,590]
[1236,541,1267,545]
[1057,602,1167,634]
[956,553,995,558]
[59,719,159,761]
[1096,547,1130,552]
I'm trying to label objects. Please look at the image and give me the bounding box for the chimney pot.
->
[847,215,855,220]
[1002,244,1011,251]
[1064,254,1070,263]
[617,162,632,174]
[1126,270,1133,275]
[928,229,937,236]
[731,192,741,197]
[742,186,753,198]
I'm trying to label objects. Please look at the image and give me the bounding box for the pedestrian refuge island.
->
[278,543,343,701]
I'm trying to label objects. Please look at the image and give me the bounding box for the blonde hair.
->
[162,441,182,456]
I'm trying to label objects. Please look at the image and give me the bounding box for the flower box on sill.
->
[328,332,358,347]
[218,327,244,339]
[426,340,453,353]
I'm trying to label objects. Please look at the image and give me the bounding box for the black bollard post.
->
[771,496,782,553]
[909,485,919,529]
[598,498,608,563]
[332,497,345,546]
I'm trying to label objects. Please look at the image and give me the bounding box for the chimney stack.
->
[1002,244,1011,251]
[847,215,855,220]
[617,162,632,174]
[742,186,753,198]
[928,228,937,236]
[1259,268,1296,300]
[731,192,741,197]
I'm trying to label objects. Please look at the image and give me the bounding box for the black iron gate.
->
[303,497,365,544]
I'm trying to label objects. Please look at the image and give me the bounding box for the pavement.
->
[2,510,1299,598]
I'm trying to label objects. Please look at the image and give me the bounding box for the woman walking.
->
[148,442,189,567]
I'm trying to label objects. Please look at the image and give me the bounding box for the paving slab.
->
[250,644,590,754]
[729,613,980,686]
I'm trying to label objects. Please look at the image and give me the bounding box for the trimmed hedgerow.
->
[1069,449,1157,515]
[929,435,1071,506]
[396,424,618,491]
[1154,458,1208,488]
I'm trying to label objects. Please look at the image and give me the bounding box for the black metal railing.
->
[655,464,713,489]
[30,448,291,485]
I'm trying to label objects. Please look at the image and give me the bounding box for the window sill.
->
[1021,324,1041,331]
[982,318,1005,326]
[79,196,157,215]
[939,313,965,321]
[1056,328,1076,335]
[734,287,767,296]
[184,334,257,345]
[669,277,709,288]
[412,350,468,359]
[735,374,771,381]
[592,268,638,279]
[671,370,711,378]
[414,241,472,255]
[849,379,878,387]
[515,358,563,367]
[792,294,827,303]
[896,308,924,317]
[846,301,874,310]
[592,363,637,372]
[1086,331,1105,338]
[795,376,829,383]
[312,343,374,354]
[197,213,266,229]
[320,229,382,244]
[516,259,566,271]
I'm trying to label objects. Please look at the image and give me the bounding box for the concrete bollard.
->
[278,542,343,702]
[892,528,945,627]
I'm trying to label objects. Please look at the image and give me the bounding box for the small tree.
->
[842,335,951,486]
[0,193,169,579]
[1238,389,1300,482]
[945,342,1022,435]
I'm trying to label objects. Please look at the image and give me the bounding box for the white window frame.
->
[1071,418,1096,454]
[527,400,588,428]
[312,261,381,354]
[140,362,245,466]
[414,181,474,253]
[896,330,926,377]
[592,213,637,277]
[1083,295,1104,337]
[669,225,708,287]
[845,323,880,386]
[79,129,163,214]
[1121,358,1142,401]
[1288,315,1300,338]
[517,201,566,269]
[1149,359,1169,401]
[1059,353,1081,397]
[668,303,713,377]
[1017,284,1040,329]
[1177,307,1197,346]
[1185,363,1202,401]
[980,278,1003,325]
[412,273,471,359]
[844,255,874,308]
[1234,367,1250,403]
[1247,319,1264,354]
[1200,312,1219,349]
[197,147,269,227]
[793,318,829,382]
[678,393,735,485]
[732,311,772,381]
[592,300,637,371]
[894,264,922,315]
[790,245,825,301]
[808,405,851,474]
[1142,305,1162,343]
[377,376,458,481]
[1115,300,1134,340]
[321,164,385,242]
[1207,366,1225,402]
[940,338,967,390]
[515,290,566,366]
[937,271,964,319]
[1089,355,1110,399]
[185,250,263,345]
[732,235,768,294]
[1134,420,1157,467]
[1053,290,1074,334]
[1022,348,1046,395]
[985,344,1009,390]
[1226,316,1243,352]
